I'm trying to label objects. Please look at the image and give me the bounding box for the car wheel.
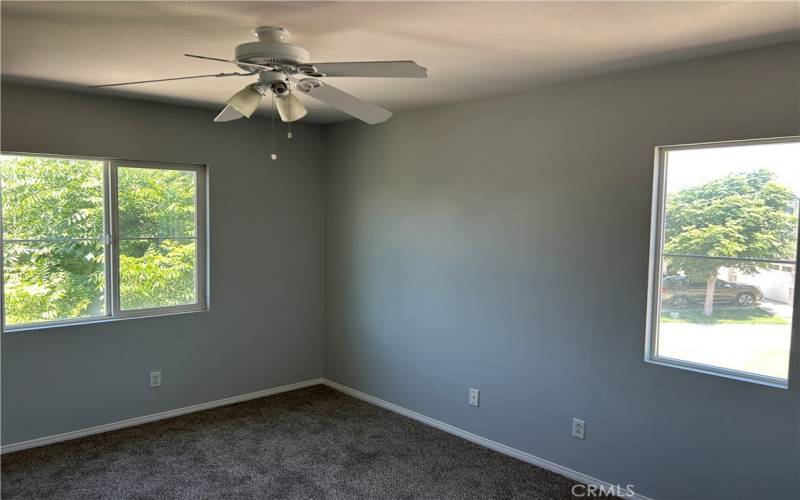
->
[672,296,689,309]
[736,292,755,306]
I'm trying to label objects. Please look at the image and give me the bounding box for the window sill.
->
[645,355,788,390]
[3,306,208,334]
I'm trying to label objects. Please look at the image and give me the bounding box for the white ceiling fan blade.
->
[89,72,251,88]
[303,61,427,78]
[275,93,308,122]
[293,78,392,124]
[213,84,264,122]
[185,53,274,72]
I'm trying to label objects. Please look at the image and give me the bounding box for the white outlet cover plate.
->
[150,371,162,387]
[572,418,586,439]
[468,388,480,407]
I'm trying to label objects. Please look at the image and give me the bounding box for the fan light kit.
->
[92,26,428,159]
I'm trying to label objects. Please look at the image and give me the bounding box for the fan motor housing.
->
[235,26,310,68]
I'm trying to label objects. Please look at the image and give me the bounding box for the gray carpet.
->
[1,385,582,499]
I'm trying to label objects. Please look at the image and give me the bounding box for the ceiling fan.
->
[91,26,428,125]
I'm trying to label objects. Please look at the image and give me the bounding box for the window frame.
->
[644,136,799,389]
[1,152,208,332]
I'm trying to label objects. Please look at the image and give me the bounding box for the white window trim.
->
[644,136,799,389]
[1,152,209,333]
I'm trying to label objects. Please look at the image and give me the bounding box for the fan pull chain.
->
[287,92,293,139]
[270,93,278,160]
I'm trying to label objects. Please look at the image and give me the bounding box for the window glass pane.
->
[118,239,196,310]
[1,155,105,240]
[2,241,106,325]
[116,166,198,310]
[664,142,799,261]
[118,167,196,239]
[659,257,792,379]
[654,141,799,382]
[1,154,106,326]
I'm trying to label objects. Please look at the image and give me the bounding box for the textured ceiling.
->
[2,1,798,123]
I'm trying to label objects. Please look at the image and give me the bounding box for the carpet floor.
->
[1,385,582,499]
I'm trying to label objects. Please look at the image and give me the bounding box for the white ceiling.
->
[2,1,798,123]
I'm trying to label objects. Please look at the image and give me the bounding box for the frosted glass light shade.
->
[275,93,307,122]
[214,85,263,122]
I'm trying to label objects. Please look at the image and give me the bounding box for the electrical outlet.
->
[572,418,586,439]
[150,371,162,388]
[468,388,480,407]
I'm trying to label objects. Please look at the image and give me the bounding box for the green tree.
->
[1,156,106,322]
[664,169,796,316]
[117,166,197,310]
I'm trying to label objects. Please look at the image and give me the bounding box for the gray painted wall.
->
[1,83,325,444]
[324,43,800,500]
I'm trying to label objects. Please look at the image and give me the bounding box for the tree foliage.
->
[1,155,196,325]
[664,168,796,314]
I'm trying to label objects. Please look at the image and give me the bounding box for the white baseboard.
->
[323,379,654,500]
[1,378,324,454]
